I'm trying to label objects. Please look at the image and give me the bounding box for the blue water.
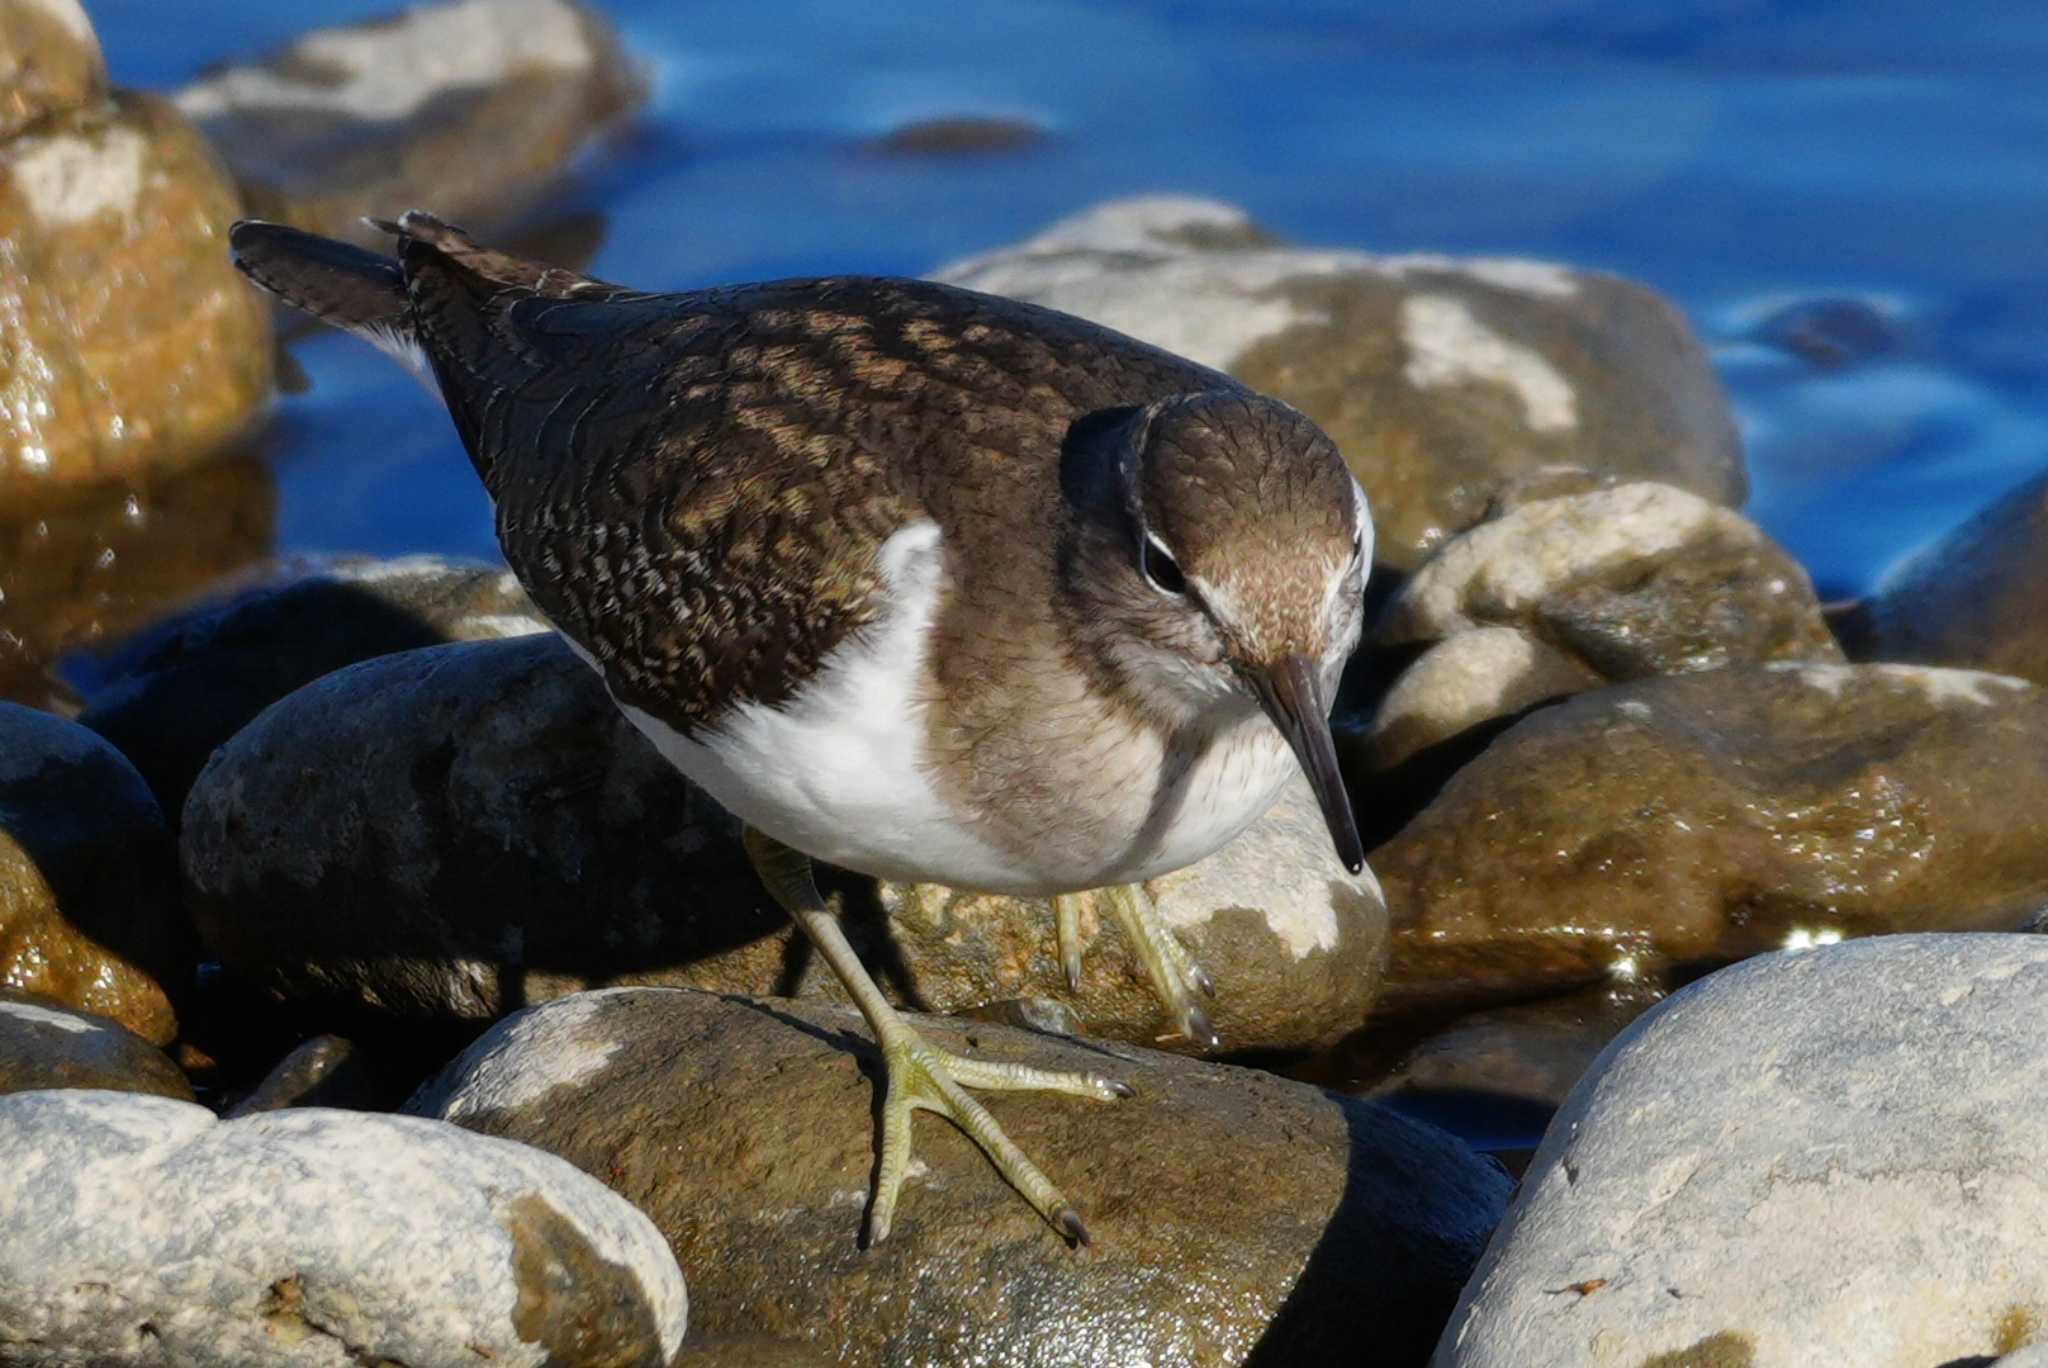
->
[93,0,2048,597]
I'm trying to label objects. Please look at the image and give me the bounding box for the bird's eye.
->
[1141,535,1188,596]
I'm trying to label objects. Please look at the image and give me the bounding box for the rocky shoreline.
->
[4,2,2047,1365]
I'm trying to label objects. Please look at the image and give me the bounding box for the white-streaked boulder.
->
[0,1092,686,1366]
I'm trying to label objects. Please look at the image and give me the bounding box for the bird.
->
[230,210,1372,1248]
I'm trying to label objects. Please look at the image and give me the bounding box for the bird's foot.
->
[1054,885,1219,1049]
[869,1023,1130,1247]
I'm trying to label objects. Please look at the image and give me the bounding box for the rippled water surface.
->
[92,0,2048,596]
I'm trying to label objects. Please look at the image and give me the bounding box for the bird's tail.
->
[229,218,429,376]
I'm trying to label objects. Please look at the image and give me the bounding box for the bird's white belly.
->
[575,520,1041,891]
[566,517,1305,895]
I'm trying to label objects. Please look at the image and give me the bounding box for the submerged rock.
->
[0,703,185,1044]
[1371,663,2048,1017]
[1367,481,1840,769]
[80,554,544,820]
[0,988,192,1100]
[0,1091,687,1366]
[1436,935,2048,1367]
[0,90,270,501]
[411,987,1511,1367]
[935,196,1743,571]
[177,0,647,246]
[181,633,1388,1056]
[1849,467,2048,685]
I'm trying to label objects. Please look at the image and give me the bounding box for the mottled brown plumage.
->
[386,213,1266,735]
[231,210,1373,1250]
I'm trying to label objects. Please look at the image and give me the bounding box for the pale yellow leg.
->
[1055,885,1219,1049]
[745,828,1127,1247]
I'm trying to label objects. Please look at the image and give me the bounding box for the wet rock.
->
[869,115,1049,156]
[1850,468,2048,685]
[80,553,543,820]
[0,454,275,706]
[181,633,1388,1056]
[1435,935,2048,1367]
[224,1034,382,1118]
[0,90,271,501]
[1372,663,2048,1018]
[1366,482,1840,768]
[0,1091,686,1365]
[0,0,104,140]
[670,1338,829,1367]
[1296,981,1659,1125]
[411,987,1511,1366]
[0,703,185,1044]
[934,196,1743,571]
[177,0,648,246]
[0,988,192,1100]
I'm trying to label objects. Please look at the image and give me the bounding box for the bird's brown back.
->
[394,228,1244,732]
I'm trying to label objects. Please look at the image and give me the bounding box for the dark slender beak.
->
[1249,654,1366,875]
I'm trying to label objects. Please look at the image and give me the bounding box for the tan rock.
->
[934,197,1743,571]
[176,0,647,245]
[0,91,271,500]
[180,635,1388,1058]
[1366,482,1840,768]
[411,987,1512,1366]
[0,0,104,139]
[1372,663,2048,1018]
[0,703,185,1043]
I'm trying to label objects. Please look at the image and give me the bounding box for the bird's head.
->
[1060,390,1371,872]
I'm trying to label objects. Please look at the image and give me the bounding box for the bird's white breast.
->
[592,521,1035,890]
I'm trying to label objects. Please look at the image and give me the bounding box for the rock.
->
[181,633,1388,1056]
[869,115,1049,156]
[0,454,275,707]
[0,0,104,140]
[671,1339,829,1367]
[0,90,271,501]
[410,987,1511,1366]
[1371,663,2048,1018]
[80,553,544,820]
[176,0,648,247]
[1848,468,2048,685]
[1435,935,2048,1367]
[934,196,1744,571]
[0,988,192,1099]
[1750,293,1906,370]
[0,702,185,1044]
[1296,981,1660,1124]
[0,1091,686,1365]
[1365,482,1840,768]
[224,1034,382,1118]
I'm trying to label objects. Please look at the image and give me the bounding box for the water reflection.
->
[0,453,277,705]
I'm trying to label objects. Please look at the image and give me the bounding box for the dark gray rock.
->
[81,554,545,820]
[0,988,192,1100]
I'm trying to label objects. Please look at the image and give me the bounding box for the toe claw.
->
[1191,964,1217,998]
[1106,1078,1135,1099]
[1056,1206,1092,1247]
[1063,949,1084,994]
[1184,1002,1220,1050]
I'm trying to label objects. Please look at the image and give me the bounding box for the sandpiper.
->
[231,211,1371,1246]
